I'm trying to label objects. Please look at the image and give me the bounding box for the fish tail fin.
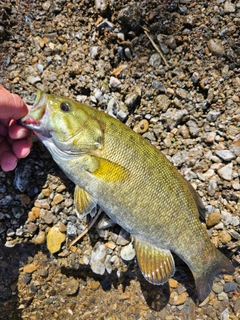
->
[193,251,234,302]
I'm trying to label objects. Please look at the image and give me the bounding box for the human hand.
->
[0,86,32,171]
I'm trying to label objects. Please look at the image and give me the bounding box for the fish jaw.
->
[20,91,51,139]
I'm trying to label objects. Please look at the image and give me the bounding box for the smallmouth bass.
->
[21,91,234,302]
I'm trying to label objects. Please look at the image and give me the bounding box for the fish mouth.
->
[19,91,51,138]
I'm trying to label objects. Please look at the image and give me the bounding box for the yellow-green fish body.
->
[21,91,234,302]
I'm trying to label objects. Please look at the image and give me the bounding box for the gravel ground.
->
[0,0,240,319]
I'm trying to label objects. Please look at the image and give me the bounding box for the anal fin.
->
[134,237,175,285]
[74,185,97,215]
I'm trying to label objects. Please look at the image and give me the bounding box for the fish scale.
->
[21,91,234,303]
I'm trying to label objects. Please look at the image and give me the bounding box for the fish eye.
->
[60,102,71,112]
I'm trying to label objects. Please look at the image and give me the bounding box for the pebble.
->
[13,160,34,192]
[23,264,37,274]
[27,75,41,85]
[170,292,188,306]
[109,76,121,90]
[212,283,223,294]
[169,278,178,288]
[47,225,66,254]
[134,119,149,134]
[33,231,46,244]
[40,211,54,224]
[218,292,228,301]
[224,2,236,13]
[217,163,233,181]
[149,53,162,68]
[218,230,231,244]
[216,150,235,162]
[64,278,79,296]
[204,132,216,143]
[34,199,50,209]
[90,243,107,275]
[223,282,237,293]
[90,281,100,291]
[52,194,64,206]
[117,5,142,32]
[206,212,222,228]
[120,242,135,261]
[207,39,225,56]
[155,95,171,112]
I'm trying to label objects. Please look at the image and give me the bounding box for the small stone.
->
[207,111,221,122]
[228,229,240,240]
[218,292,228,301]
[119,292,131,300]
[90,280,100,291]
[42,188,50,197]
[56,184,66,192]
[40,211,54,224]
[170,292,188,305]
[14,160,34,192]
[217,163,233,181]
[134,119,149,134]
[212,283,223,294]
[109,76,121,91]
[120,242,135,261]
[149,53,161,68]
[28,207,40,222]
[33,231,46,245]
[216,150,236,162]
[155,95,171,112]
[117,5,142,32]
[179,125,190,139]
[204,132,216,143]
[187,120,200,137]
[208,39,224,56]
[224,2,235,13]
[223,275,233,282]
[34,199,50,209]
[42,0,51,11]
[218,230,231,244]
[105,241,116,250]
[206,212,222,228]
[52,194,64,206]
[90,243,107,275]
[27,75,41,85]
[23,264,37,274]
[47,225,66,254]
[64,278,79,296]
[223,282,237,293]
[169,278,178,288]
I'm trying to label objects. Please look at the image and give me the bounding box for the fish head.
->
[21,91,104,156]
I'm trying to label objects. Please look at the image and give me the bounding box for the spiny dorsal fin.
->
[74,185,97,215]
[134,237,175,285]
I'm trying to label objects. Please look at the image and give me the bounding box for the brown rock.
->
[218,230,231,244]
[90,281,100,291]
[206,212,222,228]
[169,278,178,288]
[23,264,37,273]
[170,292,188,305]
[52,194,64,206]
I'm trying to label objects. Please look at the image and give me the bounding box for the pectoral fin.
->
[91,156,129,183]
[134,237,175,285]
[74,185,97,215]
